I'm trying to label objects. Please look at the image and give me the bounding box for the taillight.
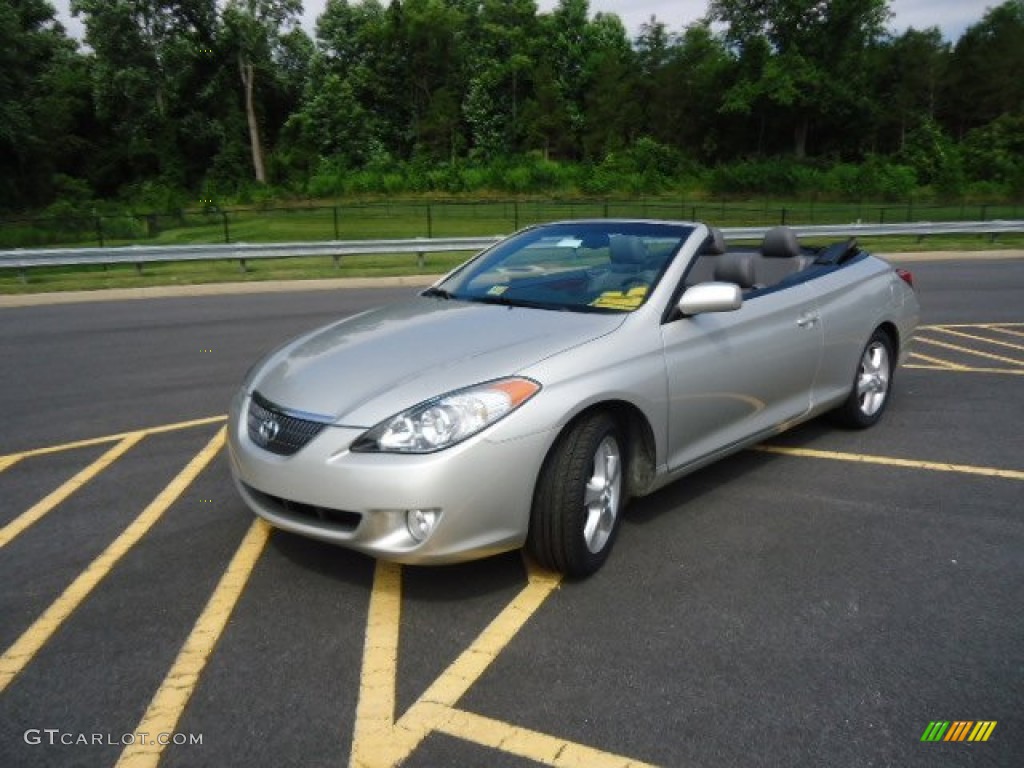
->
[896,268,914,289]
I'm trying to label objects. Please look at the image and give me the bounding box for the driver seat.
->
[590,235,650,293]
[714,252,758,291]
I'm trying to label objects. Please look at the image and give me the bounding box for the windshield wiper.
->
[422,286,455,299]
[464,294,567,311]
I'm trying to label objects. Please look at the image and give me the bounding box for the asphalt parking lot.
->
[1,256,1021,767]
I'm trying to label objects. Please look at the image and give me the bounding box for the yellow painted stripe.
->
[914,336,1024,367]
[978,721,997,741]
[989,325,1024,339]
[753,445,1024,481]
[0,455,21,473]
[908,351,967,370]
[967,722,987,742]
[904,364,1024,375]
[116,519,270,768]
[349,558,563,768]
[349,561,403,768]
[918,322,1024,330]
[432,706,658,768]
[0,428,226,695]
[0,433,145,548]
[930,326,1024,353]
[0,415,227,464]
[410,558,561,709]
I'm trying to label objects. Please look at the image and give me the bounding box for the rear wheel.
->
[528,412,625,578]
[832,329,894,429]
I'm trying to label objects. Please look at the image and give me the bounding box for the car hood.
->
[250,298,624,426]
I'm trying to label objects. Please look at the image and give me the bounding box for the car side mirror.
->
[677,282,743,316]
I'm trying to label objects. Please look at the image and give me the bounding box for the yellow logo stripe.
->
[968,721,997,742]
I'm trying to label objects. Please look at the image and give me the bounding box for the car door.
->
[660,282,823,471]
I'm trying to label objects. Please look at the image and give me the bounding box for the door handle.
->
[796,311,819,328]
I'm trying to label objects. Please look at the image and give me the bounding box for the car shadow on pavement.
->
[625,417,834,528]
[269,528,378,587]
[268,524,526,598]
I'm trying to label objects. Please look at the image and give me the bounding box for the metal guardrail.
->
[0,236,500,273]
[720,220,1024,240]
[1,222,1021,277]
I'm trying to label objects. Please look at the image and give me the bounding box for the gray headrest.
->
[761,226,801,259]
[700,227,727,255]
[714,252,756,289]
[609,235,647,265]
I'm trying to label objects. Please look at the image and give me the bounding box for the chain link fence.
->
[2,199,1021,250]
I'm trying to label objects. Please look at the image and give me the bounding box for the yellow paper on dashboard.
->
[590,285,648,310]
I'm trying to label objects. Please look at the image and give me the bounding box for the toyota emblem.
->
[258,417,281,444]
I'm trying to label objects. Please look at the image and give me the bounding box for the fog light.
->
[406,508,439,542]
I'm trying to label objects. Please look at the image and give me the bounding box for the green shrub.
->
[708,158,820,197]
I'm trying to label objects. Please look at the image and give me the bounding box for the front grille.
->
[247,391,330,456]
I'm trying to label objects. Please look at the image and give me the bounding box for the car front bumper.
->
[227,392,554,564]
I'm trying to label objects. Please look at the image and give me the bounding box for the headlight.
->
[351,377,541,453]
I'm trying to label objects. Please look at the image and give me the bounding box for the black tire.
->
[528,412,626,578]
[831,329,895,429]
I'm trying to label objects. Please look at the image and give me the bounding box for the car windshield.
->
[433,222,695,313]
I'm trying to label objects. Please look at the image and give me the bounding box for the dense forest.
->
[2,0,1023,215]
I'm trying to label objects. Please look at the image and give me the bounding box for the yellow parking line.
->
[137,415,228,437]
[406,558,561,709]
[989,325,1024,339]
[913,336,1024,367]
[117,519,270,768]
[350,560,403,768]
[0,433,145,548]
[349,559,564,767]
[432,706,658,768]
[919,322,1024,330]
[754,445,1024,481]
[929,326,1024,353]
[907,352,967,370]
[904,364,1024,375]
[0,428,225,695]
[0,415,227,464]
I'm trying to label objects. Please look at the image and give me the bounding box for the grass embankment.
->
[1,198,1021,294]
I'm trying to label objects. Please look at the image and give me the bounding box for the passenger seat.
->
[758,226,812,285]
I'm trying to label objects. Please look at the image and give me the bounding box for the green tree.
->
[667,23,735,161]
[400,0,467,160]
[941,0,1024,138]
[541,0,592,157]
[521,54,572,159]
[222,0,303,184]
[579,12,635,160]
[709,0,890,157]
[0,0,90,209]
[961,114,1024,196]
[463,0,540,158]
[71,0,222,196]
[880,27,948,151]
[632,16,673,146]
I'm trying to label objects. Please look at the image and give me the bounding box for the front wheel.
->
[832,329,895,429]
[528,412,625,578]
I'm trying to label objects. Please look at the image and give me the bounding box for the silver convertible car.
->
[228,221,919,577]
